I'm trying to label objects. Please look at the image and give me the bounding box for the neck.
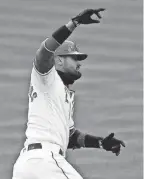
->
[57,70,75,86]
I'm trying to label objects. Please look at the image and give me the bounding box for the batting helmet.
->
[54,40,87,61]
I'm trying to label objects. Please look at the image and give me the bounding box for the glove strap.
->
[72,19,80,27]
[98,139,103,149]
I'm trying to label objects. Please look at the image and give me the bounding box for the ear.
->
[57,56,64,66]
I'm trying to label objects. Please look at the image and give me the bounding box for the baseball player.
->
[12,9,125,179]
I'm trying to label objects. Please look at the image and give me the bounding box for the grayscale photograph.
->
[0,0,142,179]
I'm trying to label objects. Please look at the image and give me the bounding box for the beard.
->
[57,70,81,85]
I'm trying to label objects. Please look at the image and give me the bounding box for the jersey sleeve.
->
[69,116,74,130]
[31,64,57,91]
[69,116,75,137]
[30,39,58,92]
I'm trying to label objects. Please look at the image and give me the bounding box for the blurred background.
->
[0,0,142,179]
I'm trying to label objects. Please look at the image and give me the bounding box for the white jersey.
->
[24,63,75,153]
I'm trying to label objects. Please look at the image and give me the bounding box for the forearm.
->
[68,129,103,149]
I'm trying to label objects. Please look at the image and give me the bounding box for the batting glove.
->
[101,133,126,156]
[72,8,105,26]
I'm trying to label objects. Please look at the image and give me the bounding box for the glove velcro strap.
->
[71,19,80,27]
[98,139,103,149]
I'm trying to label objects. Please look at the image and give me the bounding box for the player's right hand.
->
[72,8,105,25]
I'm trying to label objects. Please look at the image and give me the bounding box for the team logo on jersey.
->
[28,85,37,102]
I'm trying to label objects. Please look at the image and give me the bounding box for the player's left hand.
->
[72,8,105,25]
[101,133,126,156]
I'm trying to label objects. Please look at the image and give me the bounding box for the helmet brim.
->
[59,52,88,61]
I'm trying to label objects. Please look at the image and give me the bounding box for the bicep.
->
[35,37,60,74]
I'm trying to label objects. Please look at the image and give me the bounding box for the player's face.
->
[63,55,82,79]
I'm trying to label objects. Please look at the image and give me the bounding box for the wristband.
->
[85,134,104,148]
[52,25,72,44]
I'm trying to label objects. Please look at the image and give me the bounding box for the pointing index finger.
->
[120,140,126,147]
[94,8,106,12]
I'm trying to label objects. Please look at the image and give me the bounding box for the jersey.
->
[24,41,75,153]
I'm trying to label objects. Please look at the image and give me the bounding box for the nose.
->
[77,61,81,67]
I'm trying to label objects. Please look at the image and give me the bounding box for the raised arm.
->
[35,8,105,74]
[35,21,76,74]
